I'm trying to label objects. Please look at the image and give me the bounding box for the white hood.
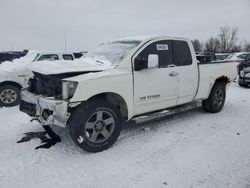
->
[29,56,114,75]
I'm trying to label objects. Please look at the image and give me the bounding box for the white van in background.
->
[34,52,87,61]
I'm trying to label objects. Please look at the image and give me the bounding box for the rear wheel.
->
[68,99,122,153]
[0,85,21,107]
[202,82,226,113]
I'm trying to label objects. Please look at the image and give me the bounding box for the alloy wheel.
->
[84,110,115,143]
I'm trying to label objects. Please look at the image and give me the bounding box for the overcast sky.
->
[0,0,249,52]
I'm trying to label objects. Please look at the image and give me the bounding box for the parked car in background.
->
[0,50,84,107]
[238,67,250,87]
[33,51,87,61]
[196,52,216,63]
[237,54,250,73]
[0,50,27,64]
[224,52,250,74]
[20,36,237,152]
[215,53,231,61]
[225,52,250,62]
[34,52,83,61]
[73,51,88,59]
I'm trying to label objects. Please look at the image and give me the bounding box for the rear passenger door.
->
[172,40,199,105]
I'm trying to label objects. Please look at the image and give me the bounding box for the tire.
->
[0,84,21,107]
[238,82,248,87]
[202,82,226,113]
[68,99,122,153]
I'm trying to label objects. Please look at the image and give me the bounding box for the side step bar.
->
[132,100,201,124]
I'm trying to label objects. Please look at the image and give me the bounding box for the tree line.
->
[192,26,250,53]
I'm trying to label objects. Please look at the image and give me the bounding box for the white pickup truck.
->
[0,51,80,107]
[20,36,237,152]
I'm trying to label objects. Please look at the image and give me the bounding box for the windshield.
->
[82,40,141,65]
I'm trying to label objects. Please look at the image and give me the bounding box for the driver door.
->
[132,39,179,115]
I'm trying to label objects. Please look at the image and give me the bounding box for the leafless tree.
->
[242,40,250,52]
[218,26,238,53]
[191,39,203,52]
[192,26,249,53]
[204,37,220,52]
[231,44,242,52]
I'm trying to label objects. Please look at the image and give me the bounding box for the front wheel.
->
[202,82,226,113]
[0,84,21,107]
[68,99,122,153]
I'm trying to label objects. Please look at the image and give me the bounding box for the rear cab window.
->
[63,54,74,60]
[172,40,192,66]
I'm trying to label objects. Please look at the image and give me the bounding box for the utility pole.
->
[64,30,67,52]
[11,42,14,50]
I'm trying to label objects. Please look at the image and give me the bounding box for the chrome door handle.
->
[169,71,178,77]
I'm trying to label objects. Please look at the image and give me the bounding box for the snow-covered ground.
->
[0,83,250,188]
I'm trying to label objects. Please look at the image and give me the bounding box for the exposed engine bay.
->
[27,71,99,99]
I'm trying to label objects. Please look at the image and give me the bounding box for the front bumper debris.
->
[20,89,70,127]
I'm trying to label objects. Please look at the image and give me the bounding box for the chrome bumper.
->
[20,89,70,127]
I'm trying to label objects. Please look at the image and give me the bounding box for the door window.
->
[135,40,173,68]
[63,54,74,60]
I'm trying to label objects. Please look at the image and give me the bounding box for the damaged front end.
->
[19,71,90,127]
[20,90,70,127]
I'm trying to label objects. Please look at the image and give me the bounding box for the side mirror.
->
[148,54,159,69]
[134,54,159,71]
[134,57,148,71]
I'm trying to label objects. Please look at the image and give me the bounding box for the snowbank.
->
[1,84,250,188]
[0,50,38,72]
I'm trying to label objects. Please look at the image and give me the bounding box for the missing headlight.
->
[62,81,78,100]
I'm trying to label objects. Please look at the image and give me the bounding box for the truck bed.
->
[195,61,238,100]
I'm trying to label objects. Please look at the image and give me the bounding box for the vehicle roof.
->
[37,51,74,55]
[0,51,23,55]
[215,53,231,55]
[114,35,189,42]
